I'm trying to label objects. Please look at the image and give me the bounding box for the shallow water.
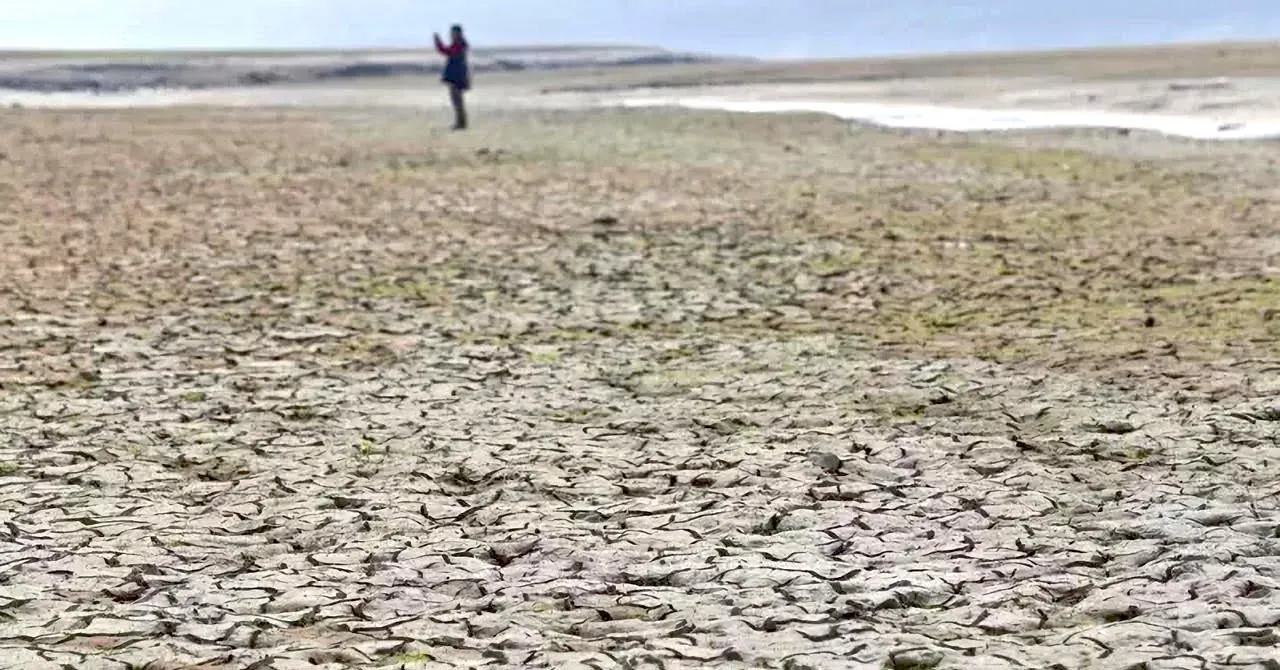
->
[9,82,1280,143]
[618,96,1280,140]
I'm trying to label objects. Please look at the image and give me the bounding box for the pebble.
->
[808,451,843,473]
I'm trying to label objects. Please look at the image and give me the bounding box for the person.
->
[433,25,470,130]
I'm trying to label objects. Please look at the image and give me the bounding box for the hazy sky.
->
[4,0,1280,58]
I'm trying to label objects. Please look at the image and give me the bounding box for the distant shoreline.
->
[0,46,735,94]
[4,38,1280,96]
[5,38,1280,129]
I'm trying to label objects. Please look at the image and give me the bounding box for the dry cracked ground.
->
[2,105,1280,670]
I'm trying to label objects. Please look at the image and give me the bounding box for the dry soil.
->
[1,57,1280,670]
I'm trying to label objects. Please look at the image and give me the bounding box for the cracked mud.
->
[2,107,1280,669]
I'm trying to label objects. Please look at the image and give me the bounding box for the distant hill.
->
[0,46,739,93]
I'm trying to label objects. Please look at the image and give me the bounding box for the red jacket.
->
[434,34,470,88]
[434,35,467,57]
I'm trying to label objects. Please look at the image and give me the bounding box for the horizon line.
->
[2,37,1280,62]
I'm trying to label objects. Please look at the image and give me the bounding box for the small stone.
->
[1253,406,1280,421]
[889,648,943,669]
[808,451,842,473]
[1083,420,1137,435]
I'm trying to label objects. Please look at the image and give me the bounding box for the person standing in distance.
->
[434,24,470,130]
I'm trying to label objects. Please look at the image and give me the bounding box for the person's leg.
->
[449,85,467,130]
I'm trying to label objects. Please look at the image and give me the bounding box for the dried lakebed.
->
[1,107,1279,670]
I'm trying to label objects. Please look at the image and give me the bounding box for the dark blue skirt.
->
[443,56,470,91]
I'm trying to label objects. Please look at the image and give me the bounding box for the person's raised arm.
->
[435,33,464,56]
